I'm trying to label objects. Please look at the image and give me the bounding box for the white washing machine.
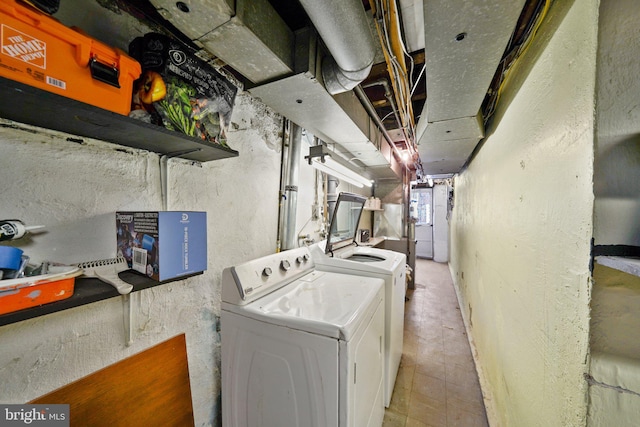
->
[310,192,406,408]
[221,246,385,427]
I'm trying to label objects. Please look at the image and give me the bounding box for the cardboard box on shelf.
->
[116,211,207,282]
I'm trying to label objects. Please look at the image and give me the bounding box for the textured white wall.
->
[0,90,283,427]
[590,266,640,359]
[593,0,640,246]
[588,0,640,423]
[449,0,598,425]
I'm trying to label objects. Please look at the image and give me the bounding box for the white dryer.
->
[221,246,385,427]
[310,192,406,408]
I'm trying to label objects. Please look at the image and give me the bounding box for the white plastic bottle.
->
[0,220,44,241]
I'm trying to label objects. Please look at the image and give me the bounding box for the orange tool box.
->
[0,0,141,115]
[0,266,81,315]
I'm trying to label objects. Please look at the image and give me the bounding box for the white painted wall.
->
[593,0,640,246]
[0,88,283,427]
[588,351,640,427]
[588,0,640,423]
[590,266,640,360]
[448,0,598,425]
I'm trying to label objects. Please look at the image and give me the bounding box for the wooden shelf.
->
[0,270,201,327]
[0,76,238,162]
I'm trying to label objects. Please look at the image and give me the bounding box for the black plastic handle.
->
[89,57,120,88]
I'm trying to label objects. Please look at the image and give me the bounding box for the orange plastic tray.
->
[0,266,81,315]
[0,0,141,115]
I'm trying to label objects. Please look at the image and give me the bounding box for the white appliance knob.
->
[303,253,310,261]
[262,267,273,277]
[281,260,291,271]
[296,256,304,264]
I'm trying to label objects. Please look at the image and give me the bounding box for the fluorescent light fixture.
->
[306,145,372,188]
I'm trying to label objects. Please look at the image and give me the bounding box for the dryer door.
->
[222,311,339,427]
[340,298,385,427]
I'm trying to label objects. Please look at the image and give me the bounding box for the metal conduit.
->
[298,0,376,94]
[354,85,410,172]
[362,78,405,140]
[362,78,417,158]
[282,123,302,250]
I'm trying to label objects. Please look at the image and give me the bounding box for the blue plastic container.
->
[0,246,24,271]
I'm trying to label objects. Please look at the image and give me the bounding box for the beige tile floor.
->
[383,259,489,427]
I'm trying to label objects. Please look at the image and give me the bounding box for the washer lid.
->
[310,241,405,275]
[325,192,366,254]
[223,270,383,340]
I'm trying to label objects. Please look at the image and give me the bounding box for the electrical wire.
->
[393,0,415,139]
[374,0,416,145]
[390,0,416,128]
[368,0,424,178]
[410,63,426,98]
[484,0,551,124]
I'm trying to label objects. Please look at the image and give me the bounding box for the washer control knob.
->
[296,256,304,264]
[303,253,310,262]
[262,267,273,277]
[280,260,291,271]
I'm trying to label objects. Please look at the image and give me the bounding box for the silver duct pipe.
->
[298,0,376,94]
[282,123,303,250]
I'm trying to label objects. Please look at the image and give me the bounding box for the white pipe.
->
[282,124,302,250]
